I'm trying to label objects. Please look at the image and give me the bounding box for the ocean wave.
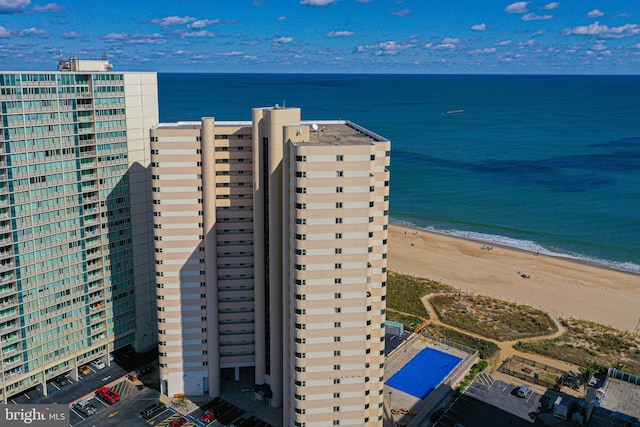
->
[390,218,640,274]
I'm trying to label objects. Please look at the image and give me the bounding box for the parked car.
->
[135,365,155,378]
[199,408,216,423]
[90,359,105,370]
[517,385,533,398]
[96,386,120,404]
[140,403,166,420]
[73,400,97,417]
[169,417,187,427]
[78,365,91,375]
[52,376,70,387]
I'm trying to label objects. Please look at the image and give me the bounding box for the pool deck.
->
[384,335,473,426]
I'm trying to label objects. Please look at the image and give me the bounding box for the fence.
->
[498,355,566,390]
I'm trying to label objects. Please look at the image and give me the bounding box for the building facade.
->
[0,61,158,401]
[151,106,390,426]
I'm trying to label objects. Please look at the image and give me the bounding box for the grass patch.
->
[421,323,500,361]
[386,271,452,320]
[386,310,425,331]
[517,318,640,375]
[430,294,557,341]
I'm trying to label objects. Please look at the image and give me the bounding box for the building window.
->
[296,187,307,194]
[335,248,342,254]
[335,233,342,239]
[333,392,340,398]
[334,336,341,342]
[334,293,341,299]
[296,203,306,209]
[336,187,343,193]
[334,351,340,356]
[334,263,341,269]
[296,155,307,162]
[336,171,343,177]
[335,218,342,224]
[336,155,343,161]
[296,171,306,178]
[334,322,341,328]
[336,202,342,208]
[333,406,340,412]
[334,307,341,313]
[334,278,341,284]
[333,365,340,370]
[333,378,340,384]
[370,154,375,160]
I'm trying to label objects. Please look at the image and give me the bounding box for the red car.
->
[169,417,187,427]
[200,408,216,423]
[96,386,120,404]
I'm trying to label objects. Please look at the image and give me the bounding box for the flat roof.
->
[597,376,640,419]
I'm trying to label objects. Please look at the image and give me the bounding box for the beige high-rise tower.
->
[150,106,390,426]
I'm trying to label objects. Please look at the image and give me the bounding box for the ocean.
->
[157,74,640,274]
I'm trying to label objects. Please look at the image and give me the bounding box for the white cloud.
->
[300,0,336,5]
[187,19,222,29]
[587,9,604,18]
[518,39,536,47]
[471,23,487,31]
[277,16,286,22]
[151,16,196,26]
[181,30,216,38]
[358,41,413,55]
[542,2,559,11]
[563,21,640,39]
[391,9,411,17]
[326,30,355,37]
[521,13,553,21]
[591,42,607,51]
[433,43,457,50]
[0,0,29,14]
[496,40,512,46]
[103,33,167,44]
[273,36,293,44]
[470,47,497,54]
[34,2,62,12]
[61,31,79,39]
[442,37,461,44]
[18,27,48,37]
[504,2,529,14]
[217,51,244,56]
[0,25,11,37]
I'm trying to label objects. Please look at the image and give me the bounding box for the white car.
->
[90,360,106,370]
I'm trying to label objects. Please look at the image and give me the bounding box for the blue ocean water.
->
[158,74,640,273]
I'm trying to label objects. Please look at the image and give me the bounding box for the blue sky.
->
[1,0,640,73]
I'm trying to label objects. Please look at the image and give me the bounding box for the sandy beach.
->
[388,224,640,332]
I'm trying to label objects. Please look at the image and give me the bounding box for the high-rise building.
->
[0,60,158,402]
[151,106,390,426]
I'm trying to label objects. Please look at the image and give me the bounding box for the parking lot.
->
[433,374,545,427]
[5,346,275,427]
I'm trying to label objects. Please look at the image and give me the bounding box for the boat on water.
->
[443,109,464,114]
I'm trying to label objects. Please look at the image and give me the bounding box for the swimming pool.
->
[386,347,462,399]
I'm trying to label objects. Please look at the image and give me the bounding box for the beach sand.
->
[388,224,640,332]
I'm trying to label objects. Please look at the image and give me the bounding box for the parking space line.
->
[70,408,86,420]
[10,399,16,404]
[24,393,31,400]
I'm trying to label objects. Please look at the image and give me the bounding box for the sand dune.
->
[388,224,640,332]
